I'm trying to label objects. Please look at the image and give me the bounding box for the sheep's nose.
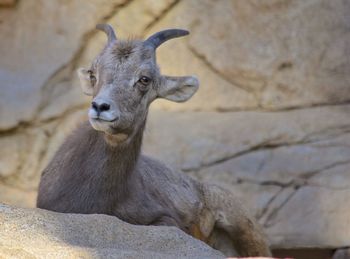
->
[91,101,110,114]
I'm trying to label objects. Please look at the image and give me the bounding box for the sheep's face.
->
[78,26,198,143]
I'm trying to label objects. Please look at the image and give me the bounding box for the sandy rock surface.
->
[0,203,224,259]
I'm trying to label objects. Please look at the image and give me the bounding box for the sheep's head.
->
[78,24,199,143]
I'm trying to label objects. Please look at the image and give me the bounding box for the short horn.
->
[144,29,189,49]
[96,24,117,44]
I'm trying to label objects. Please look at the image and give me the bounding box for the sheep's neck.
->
[98,124,144,196]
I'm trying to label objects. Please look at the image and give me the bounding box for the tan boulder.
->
[0,203,224,259]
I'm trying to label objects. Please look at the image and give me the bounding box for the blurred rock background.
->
[0,0,349,257]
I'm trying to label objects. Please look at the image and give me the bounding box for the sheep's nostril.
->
[100,103,110,112]
[91,102,99,112]
[91,102,110,113]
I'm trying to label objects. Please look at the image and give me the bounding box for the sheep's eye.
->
[139,76,151,86]
[87,70,96,86]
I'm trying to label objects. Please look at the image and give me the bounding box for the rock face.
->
[0,0,350,254]
[0,203,224,258]
[144,107,350,249]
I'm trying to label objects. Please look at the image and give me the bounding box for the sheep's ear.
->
[157,75,199,102]
[77,68,94,96]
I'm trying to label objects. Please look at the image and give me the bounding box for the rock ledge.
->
[0,204,224,259]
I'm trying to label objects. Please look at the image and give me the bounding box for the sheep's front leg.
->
[201,183,272,257]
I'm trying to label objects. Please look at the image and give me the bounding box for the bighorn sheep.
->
[37,24,271,257]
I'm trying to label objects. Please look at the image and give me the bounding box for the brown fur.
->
[112,40,137,60]
[37,25,271,257]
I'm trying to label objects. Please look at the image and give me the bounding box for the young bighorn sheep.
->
[37,24,271,257]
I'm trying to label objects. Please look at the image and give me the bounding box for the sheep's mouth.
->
[91,117,118,123]
[90,117,132,134]
[102,118,118,122]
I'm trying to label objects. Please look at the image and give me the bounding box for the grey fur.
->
[37,24,271,257]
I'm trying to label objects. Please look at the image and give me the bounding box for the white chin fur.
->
[89,118,105,132]
[89,118,129,143]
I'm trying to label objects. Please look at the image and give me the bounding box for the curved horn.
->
[144,29,189,49]
[96,24,117,44]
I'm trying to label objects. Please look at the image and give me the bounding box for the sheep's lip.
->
[89,117,133,137]
[91,117,118,123]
